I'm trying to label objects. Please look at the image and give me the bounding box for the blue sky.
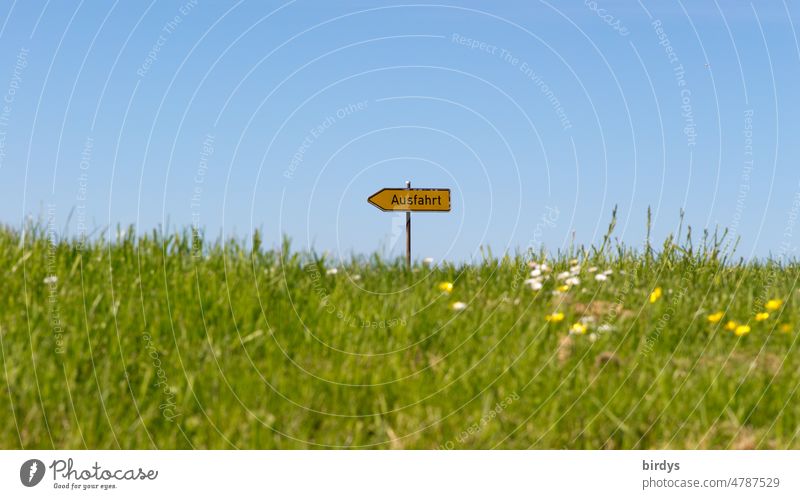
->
[0,0,798,262]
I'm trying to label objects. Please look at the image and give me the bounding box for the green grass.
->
[1,217,799,449]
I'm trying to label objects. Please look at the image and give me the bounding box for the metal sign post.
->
[405,180,411,269]
[368,183,451,267]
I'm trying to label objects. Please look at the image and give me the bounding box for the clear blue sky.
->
[1,0,798,262]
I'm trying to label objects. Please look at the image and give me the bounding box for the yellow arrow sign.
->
[368,188,451,212]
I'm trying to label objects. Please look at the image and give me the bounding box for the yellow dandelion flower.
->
[724,320,738,331]
[545,312,565,323]
[765,299,783,311]
[707,311,724,323]
[755,312,770,321]
[779,323,792,334]
[649,287,662,304]
[557,284,570,292]
[734,324,751,336]
[438,282,453,293]
[570,322,588,335]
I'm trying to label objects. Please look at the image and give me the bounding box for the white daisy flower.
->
[587,266,598,273]
[423,257,434,266]
[594,273,608,282]
[565,276,580,286]
[451,301,467,311]
[326,268,338,275]
[588,333,598,342]
[598,324,615,333]
[43,275,58,285]
[524,278,543,290]
[530,268,542,278]
[569,265,581,274]
[556,271,571,281]
[539,263,551,273]
[603,269,613,275]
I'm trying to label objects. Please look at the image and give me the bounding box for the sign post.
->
[405,181,411,268]
[368,183,451,268]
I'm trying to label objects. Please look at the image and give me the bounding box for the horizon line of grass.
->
[7,206,797,267]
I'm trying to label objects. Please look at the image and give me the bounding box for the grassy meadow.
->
[1,216,799,449]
